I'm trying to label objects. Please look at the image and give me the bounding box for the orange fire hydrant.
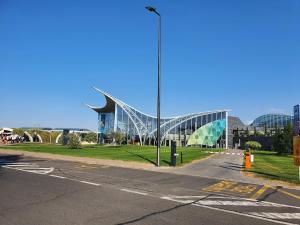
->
[245,148,251,169]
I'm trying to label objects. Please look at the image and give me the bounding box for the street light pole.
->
[146,6,161,166]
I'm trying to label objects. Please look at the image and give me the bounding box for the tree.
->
[272,123,293,155]
[254,127,257,136]
[110,131,125,145]
[264,124,268,136]
[245,141,262,150]
[82,132,97,143]
[68,133,81,149]
[245,127,249,137]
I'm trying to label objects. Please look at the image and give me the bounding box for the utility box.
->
[170,140,177,167]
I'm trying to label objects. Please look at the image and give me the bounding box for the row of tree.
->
[272,123,293,155]
[241,123,293,155]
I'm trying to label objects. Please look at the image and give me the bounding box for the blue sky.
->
[1,0,299,131]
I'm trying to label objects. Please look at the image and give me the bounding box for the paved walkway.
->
[170,149,257,183]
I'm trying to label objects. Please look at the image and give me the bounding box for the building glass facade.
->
[251,114,292,128]
[88,87,229,148]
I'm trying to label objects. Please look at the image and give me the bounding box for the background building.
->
[251,113,292,129]
[293,105,300,136]
[87,87,230,148]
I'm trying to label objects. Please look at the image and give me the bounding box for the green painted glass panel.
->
[187,119,226,146]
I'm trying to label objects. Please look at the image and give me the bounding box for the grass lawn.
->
[248,150,299,184]
[0,143,224,166]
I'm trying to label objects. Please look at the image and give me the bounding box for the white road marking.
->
[249,213,300,220]
[2,165,54,175]
[161,197,283,207]
[2,164,39,167]
[49,174,101,186]
[50,175,66,179]
[164,195,300,209]
[121,189,149,196]
[194,200,281,207]
[79,180,101,186]
[161,197,296,225]
[167,195,207,199]
[0,163,32,166]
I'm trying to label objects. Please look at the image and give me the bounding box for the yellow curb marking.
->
[265,186,300,200]
[202,180,257,195]
[276,189,300,200]
[250,185,270,200]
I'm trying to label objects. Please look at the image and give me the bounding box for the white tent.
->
[0,128,13,135]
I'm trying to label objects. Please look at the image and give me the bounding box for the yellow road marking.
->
[202,180,258,195]
[250,185,270,200]
[277,189,300,200]
[231,184,257,194]
[257,185,300,201]
[265,186,300,200]
[202,181,237,192]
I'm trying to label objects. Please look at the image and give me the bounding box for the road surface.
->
[0,153,299,225]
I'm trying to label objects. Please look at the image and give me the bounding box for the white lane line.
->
[194,200,281,207]
[7,167,51,170]
[121,189,149,196]
[2,164,39,167]
[50,175,66,179]
[249,212,300,220]
[0,163,33,165]
[79,181,101,186]
[167,195,207,199]
[49,174,101,186]
[161,197,296,225]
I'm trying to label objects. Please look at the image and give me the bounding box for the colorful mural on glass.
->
[187,119,226,146]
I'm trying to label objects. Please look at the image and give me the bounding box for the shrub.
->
[110,131,125,145]
[68,133,81,149]
[82,132,97,143]
[245,141,262,150]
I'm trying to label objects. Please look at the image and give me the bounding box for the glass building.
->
[251,114,292,128]
[87,87,229,148]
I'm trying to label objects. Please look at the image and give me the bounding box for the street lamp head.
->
[145,6,160,15]
[145,6,156,12]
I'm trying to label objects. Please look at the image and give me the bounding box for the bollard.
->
[245,148,251,169]
[181,152,183,164]
[170,141,177,166]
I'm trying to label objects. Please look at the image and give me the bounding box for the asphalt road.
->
[0,154,300,225]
